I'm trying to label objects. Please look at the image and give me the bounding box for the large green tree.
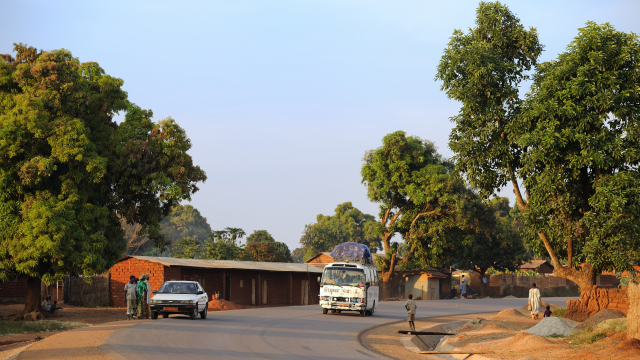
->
[436,2,640,287]
[200,227,246,260]
[245,230,292,262]
[361,131,485,295]
[0,44,206,317]
[454,197,529,296]
[299,202,382,262]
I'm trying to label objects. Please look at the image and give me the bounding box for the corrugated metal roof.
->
[519,260,552,269]
[121,256,323,273]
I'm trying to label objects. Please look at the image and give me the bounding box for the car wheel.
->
[190,305,198,320]
[322,308,328,314]
[200,306,207,319]
[151,311,158,320]
[162,313,169,318]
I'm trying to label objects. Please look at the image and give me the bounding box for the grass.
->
[546,333,565,338]
[567,326,608,345]
[0,320,85,336]
[551,307,568,317]
[595,319,626,333]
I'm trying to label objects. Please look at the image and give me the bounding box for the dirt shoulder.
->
[360,312,499,360]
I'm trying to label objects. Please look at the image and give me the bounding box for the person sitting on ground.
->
[41,296,52,313]
[543,305,552,318]
[404,294,417,332]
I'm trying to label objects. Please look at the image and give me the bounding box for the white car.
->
[149,281,209,320]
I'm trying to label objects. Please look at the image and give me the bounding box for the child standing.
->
[543,305,552,318]
[405,294,417,331]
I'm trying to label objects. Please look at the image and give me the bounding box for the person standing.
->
[124,275,137,320]
[460,275,467,297]
[404,294,417,332]
[528,282,541,320]
[136,274,149,319]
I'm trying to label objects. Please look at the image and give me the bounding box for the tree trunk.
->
[380,270,404,300]
[479,270,488,298]
[552,263,597,289]
[12,277,49,321]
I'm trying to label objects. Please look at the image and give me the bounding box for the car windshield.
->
[321,268,365,286]
[158,282,197,294]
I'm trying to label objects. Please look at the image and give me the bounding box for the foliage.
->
[201,237,243,260]
[551,307,568,317]
[291,247,305,263]
[485,269,541,276]
[238,243,291,262]
[0,320,85,335]
[567,327,607,345]
[122,204,212,255]
[170,237,201,259]
[615,270,640,288]
[361,131,491,287]
[435,2,640,287]
[454,197,529,276]
[299,202,382,262]
[212,227,246,246]
[244,230,292,262]
[0,44,206,287]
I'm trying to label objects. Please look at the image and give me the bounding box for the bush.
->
[567,327,608,345]
[551,307,568,317]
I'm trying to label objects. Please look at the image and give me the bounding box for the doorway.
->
[251,279,256,305]
[262,280,268,305]
[301,279,308,305]
[225,275,230,301]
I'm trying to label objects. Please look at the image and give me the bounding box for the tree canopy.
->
[244,230,292,262]
[0,44,206,314]
[361,131,488,294]
[299,202,382,262]
[436,2,640,287]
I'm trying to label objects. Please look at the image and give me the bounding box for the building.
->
[519,260,554,274]
[403,270,448,300]
[110,256,323,307]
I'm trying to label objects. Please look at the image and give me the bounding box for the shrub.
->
[551,307,568,317]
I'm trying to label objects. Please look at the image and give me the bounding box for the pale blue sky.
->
[2,1,639,251]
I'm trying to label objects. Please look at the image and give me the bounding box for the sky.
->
[2,1,639,251]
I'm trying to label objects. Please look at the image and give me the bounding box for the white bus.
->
[318,261,379,317]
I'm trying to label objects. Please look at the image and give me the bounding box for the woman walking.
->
[135,274,150,319]
[528,282,541,320]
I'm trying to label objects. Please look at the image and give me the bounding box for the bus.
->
[318,261,379,317]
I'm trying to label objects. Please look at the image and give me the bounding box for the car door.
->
[196,283,206,308]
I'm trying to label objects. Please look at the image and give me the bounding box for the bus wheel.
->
[322,308,328,314]
[371,301,375,316]
[331,309,336,314]
[360,310,365,317]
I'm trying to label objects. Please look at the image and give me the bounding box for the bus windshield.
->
[322,268,365,286]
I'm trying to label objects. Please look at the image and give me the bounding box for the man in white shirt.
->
[124,275,137,320]
[460,275,468,297]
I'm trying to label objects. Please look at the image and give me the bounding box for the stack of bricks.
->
[109,258,168,306]
[564,285,629,322]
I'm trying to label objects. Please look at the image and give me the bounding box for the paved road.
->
[100,297,577,360]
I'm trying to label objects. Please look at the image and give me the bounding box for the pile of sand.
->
[499,332,560,351]
[576,309,626,330]
[616,338,640,351]
[490,308,530,320]
[524,317,578,337]
[208,299,244,311]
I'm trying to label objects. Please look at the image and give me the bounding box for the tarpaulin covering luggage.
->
[330,242,373,264]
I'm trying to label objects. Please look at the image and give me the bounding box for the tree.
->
[436,2,640,287]
[200,228,245,260]
[122,204,212,256]
[361,131,483,296]
[291,247,305,263]
[299,202,382,262]
[245,230,292,262]
[0,44,206,317]
[239,243,291,262]
[454,198,529,297]
[171,237,202,259]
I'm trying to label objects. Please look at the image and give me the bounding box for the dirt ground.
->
[361,309,640,360]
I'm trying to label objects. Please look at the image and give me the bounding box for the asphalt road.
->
[100,297,577,360]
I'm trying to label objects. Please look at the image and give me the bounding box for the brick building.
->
[110,256,322,307]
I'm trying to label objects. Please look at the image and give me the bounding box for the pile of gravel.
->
[576,309,626,330]
[524,317,578,337]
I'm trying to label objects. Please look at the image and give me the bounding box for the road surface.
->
[100,297,576,360]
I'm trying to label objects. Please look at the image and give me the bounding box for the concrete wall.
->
[468,273,580,298]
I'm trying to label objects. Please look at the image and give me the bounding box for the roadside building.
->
[518,260,554,274]
[109,256,322,307]
[402,270,448,300]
